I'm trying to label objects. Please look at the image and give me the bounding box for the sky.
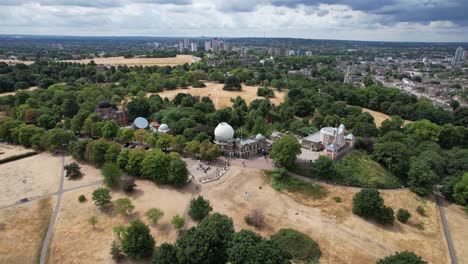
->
[0,0,467,42]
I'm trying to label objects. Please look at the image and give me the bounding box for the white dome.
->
[214,122,234,140]
[133,117,149,129]
[255,134,265,140]
[158,123,170,132]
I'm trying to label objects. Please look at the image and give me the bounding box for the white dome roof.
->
[133,117,149,129]
[214,122,234,140]
[158,123,170,132]
[255,134,265,140]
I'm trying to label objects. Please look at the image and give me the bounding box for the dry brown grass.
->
[0,153,62,207]
[0,86,38,97]
[154,82,286,109]
[362,108,412,127]
[0,197,54,264]
[0,60,34,65]
[0,142,33,160]
[443,201,468,263]
[61,55,200,67]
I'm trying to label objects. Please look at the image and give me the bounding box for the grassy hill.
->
[334,150,402,188]
[292,150,402,189]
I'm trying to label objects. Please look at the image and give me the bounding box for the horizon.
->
[0,1,467,42]
[1,34,468,45]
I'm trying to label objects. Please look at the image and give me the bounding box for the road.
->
[435,193,458,264]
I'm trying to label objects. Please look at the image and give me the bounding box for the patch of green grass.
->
[333,196,342,203]
[265,169,326,199]
[416,206,427,217]
[292,150,402,189]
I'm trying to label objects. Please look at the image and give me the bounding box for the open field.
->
[49,181,196,263]
[155,82,286,109]
[362,107,412,127]
[0,86,38,97]
[0,153,62,207]
[0,60,35,65]
[62,157,103,190]
[202,168,449,264]
[443,201,468,263]
[0,148,453,263]
[0,197,54,264]
[0,142,34,160]
[61,55,200,67]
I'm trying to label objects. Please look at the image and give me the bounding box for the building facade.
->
[302,124,355,160]
[213,122,273,158]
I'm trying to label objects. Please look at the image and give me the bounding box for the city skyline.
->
[0,0,467,42]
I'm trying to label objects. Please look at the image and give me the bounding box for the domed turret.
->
[214,122,234,140]
[255,134,265,141]
[158,123,170,133]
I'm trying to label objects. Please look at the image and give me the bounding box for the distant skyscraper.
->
[211,39,220,52]
[205,40,212,51]
[191,42,198,52]
[179,42,184,52]
[452,46,464,64]
[183,38,190,49]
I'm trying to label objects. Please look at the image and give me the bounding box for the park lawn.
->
[291,151,402,189]
[264,170,327,199]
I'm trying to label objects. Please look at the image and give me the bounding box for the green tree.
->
[153,243,178,264]
[311,156,335,179]
[453,173,468,205]
[85,139,109,166]
[69,140,90,161]
[397,208,411,223]
[199,140,222,161]
[105,142,121,163]
[377,251,427,264]
[223,75,242,91]
[270,228,321,263]
[176,213,234,264]
[125,149,146,176]
[171,214,185,229]
[92,187,112,209]
[145,208,164,225]
[353,188,394,225]
[102,163,122,188]
[227,230,289,264]
[101,120,120,139]
[188,196,213,221]
[117,128,134,143]
[156,133,172,151]
[270,135,301,168]
[64,162,82,179]
[380,116,404,136]
[408,159,438,196]
[372,142,411,178]
[133,128,150,145]
[115,197,135,216]
[405,119,442,143]
[122,220,155,259]
[168,157,189,187]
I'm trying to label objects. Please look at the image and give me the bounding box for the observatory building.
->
[302,124,355,160]
[213,122,273,158]
[132,117,149,129]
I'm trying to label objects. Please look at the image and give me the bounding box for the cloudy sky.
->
[0,0,467,42]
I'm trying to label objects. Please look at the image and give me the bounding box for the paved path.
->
[39,154,65,264]
[435,193,458,264]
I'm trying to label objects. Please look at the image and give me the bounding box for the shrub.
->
[377,251,427,264]
[122,220,155,259]
[333,196,342,203]
[397,208,411,223]
[78,195,87,202]
[88,216,98,228]
[121,176,136,193]
[192,80,206,88]
[171,215,185,229]
[145,208,164,225]
[416,206,426,216]
[188,196,213,221]
[257,86,274,98]
[270,228,321,263]
[64,162,82,179]
[352,188,394,225]
[244,210,265,229]
[115,198,135,216]
[110,240,124,261]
